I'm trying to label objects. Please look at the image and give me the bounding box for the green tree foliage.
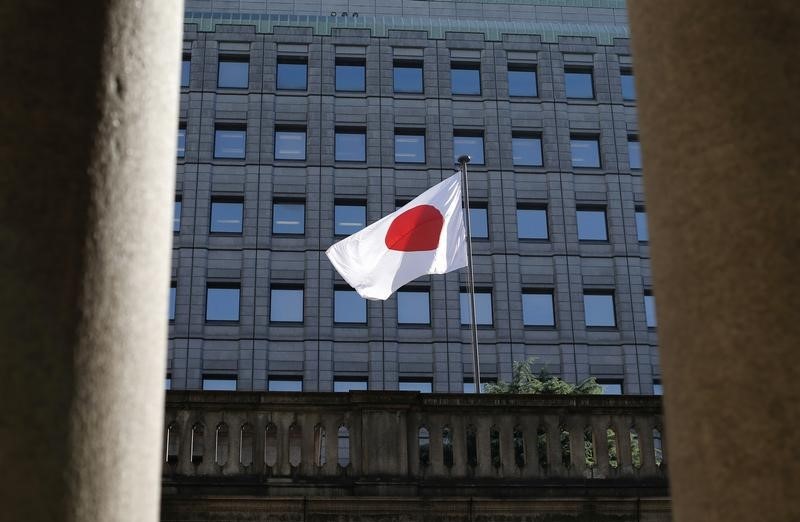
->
[483,357,602,395]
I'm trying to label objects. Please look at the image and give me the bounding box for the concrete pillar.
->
[627,2,800,521]
[0,2,183,521]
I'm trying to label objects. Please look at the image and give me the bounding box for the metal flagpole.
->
[457,154,482,394]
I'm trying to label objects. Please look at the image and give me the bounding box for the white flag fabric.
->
[326,172,467,300]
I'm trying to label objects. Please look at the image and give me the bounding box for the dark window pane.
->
[165,376,172,390]
[517,208,548,239]
[451,64,481,95]
[181,58,191,87]
[273,203,304,234]
[177,128,186,158]
[277,60,307,90]
[206,287,240,321]
[334,379,368,392]
[653,382,663,395]
[218,59,249,88]
[335,204,366,235]
[576,209,608,241]
[460,291,493,325]
[584,293,616,327]
[512,136,543,166]
[565,69,594,98]
[268,378,303,391]
[628,139,642,169]
[203,376,237,391]
[397,290,430,324]
[508,66,537,96]
[399,381,432,393]
[453,134,485,165]
[214,129,246,159]
[334,289,367,323]
[169,284,176,320]
[644,293,657,327]
[599,382,623,395]
[173,201,181,233]
[393,63,423,93]
[570,138,601,168]
[336,61,365,91]
[621,71,636,100]
[210,200,243,233]
[635,210,649,242]
[270,288,304,322]
[274,130,306,160]
[335,131,366,161]
[395,133,425,163]
[468,207,488,239]
[523,292,555,326]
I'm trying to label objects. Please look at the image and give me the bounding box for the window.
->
[564,67,594,98]
[272,201,305,235]
[621,69,636,100]
[570,136,601,168]
[397,289,430,324]
[394,130,425,163]
[576,208,608,241]
[206,284,240,321]
[334,288,367,324]
[394,60,423,93]
[584,291,616,327]
[335,128,366,162]
[334,379,368,392]
[463,379,495,394]
[218,56,249,88]
[635,208,649,242]
[268,377,303,392]
[399,380,432,393]
[169,283,176,321]
[165,374,172,390]
[522,291,555,326]
[512,133,543,166]
[270,287,304,323]
[173,199,181,233]
[460,290,493,326]
[517,207,548,240]
[644,291,657,328]
[453,131,485,165]
[177,126,186,158]
[337,425,351,467]
[451,62,481,95]
[274,127,306,160]
[628,137,642,169]
[210,198,243,234]
[202,375,237,391]
[277,57,307,90]
[598,380,623,395]
[508,64,537,97]
[468,206,488,239]
[214,127,246,159]
[335,58,365,92]
[653,380,663,395]
[335,203,366,236]
[181,54,191,87]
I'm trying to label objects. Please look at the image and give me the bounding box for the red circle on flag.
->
[385,205,444,252]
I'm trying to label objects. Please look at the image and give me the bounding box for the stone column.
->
[627,2,800,521]
[0,1,183,521]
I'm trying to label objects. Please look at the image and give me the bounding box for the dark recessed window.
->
[397,289,430,325]
[273,201,305,235]
[564,67,594,99]
[399,379,432,393]
[508,64,537,97]
[334,378,368,392]
[460,290,493,326]
[628,137,642,169]
[169,282,177,321]
[181,54,191,87]
[393,60,423,93]
[570,136,601,168]
[517,207,548,240]
[576,208,608,241]
[202,375,237,391]
[218,56,249,89]
[335,128,366,162]
[274,127,306,160]
[177,126,186,158]
[395,130,425,163]
[277,57,308,90]
[453,131,485,165]
[653,380,663,395]
[270,286,304,323]
[512,133,543,166]
[335,203,366,236]
[522,291,555,326]
[336,58,365,92]
[621,69,636,100]
[334,288,367,324]
[206,284,240,321]
[644,291,657,328]
[268,377,303,392]
[173,199,181,233]
[214,127,246,159]
[468,206,488,239]
[598,380,623,395]
[210,198,243,234]
[451,62,481,95]
[635,208,649,242]
[584,291,616,327]
[165,374,172,390]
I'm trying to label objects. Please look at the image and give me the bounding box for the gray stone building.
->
[169,0,660,395]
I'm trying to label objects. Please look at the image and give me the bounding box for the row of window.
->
[182,53,636,101]
[178,125,642,170]
[174,199,649,243]
[170,284,657,328]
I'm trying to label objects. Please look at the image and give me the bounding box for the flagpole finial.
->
[457,154,471,165]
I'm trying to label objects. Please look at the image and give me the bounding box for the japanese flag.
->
[326,172,467,300]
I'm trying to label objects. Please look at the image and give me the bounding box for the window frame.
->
[274,126,307,161]
[334,286,367,325]
[394,129,426,164]
[333,378,368,392]
[522,290,556,327]
[576,206,609,242]
[335,57,366,92]
[202,374,238,391]
[269,285,305,324]
[564,66,595,99]
[511,132,544,167]
[276,56,308,91]
[569,135,602,169]
[393,59,424,94]
[507,63,538,97]
[272,200,306,236]
[205,283,241,322]
[628,136,642,170]
[453,130,485,165]
[397,288,431,325]
[267,377,303,392]
[398,379,433,393]
[209,196,244,235]
[334,127,367,162]
[450,61,482,95]
[213,125,247,160]
[217,55,250,89]
[583,290,617,328]
[516,205,549,240]
[334,201,367,237]
[620,68,636,101]
[459,288,494,327]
